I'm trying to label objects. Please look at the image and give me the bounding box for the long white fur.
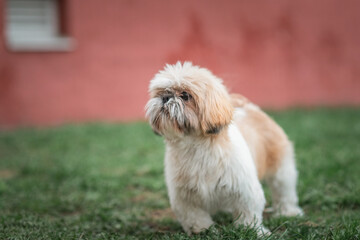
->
[146,62,302,235]
[266,143,302,216]
[164,123,268,234]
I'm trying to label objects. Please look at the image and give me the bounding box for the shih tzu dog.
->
[145,62,303,235]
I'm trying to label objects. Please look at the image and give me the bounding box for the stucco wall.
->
[1,0,360,127]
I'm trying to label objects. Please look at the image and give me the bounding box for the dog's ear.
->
[196,83,233,135]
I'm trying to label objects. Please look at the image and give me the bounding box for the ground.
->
[0,108,359,239]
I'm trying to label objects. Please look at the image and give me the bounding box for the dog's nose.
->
[162,95,172,104]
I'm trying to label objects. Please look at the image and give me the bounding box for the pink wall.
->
[1,0,360,127]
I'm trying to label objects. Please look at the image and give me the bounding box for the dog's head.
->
[145,62,233,138]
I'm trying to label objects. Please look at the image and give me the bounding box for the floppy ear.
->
[197,84,234,135]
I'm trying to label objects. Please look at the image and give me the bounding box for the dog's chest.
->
[167,143,232,193]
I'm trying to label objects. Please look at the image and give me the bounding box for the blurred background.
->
[0,0,360,128]
[1,1,360,238]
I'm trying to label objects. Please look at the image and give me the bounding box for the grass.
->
[0,108,359,239]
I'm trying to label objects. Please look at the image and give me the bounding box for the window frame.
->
[5,0,74,52]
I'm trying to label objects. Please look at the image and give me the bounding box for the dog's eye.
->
[180,92,191,101]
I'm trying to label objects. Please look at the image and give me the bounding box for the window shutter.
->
[5,0,73,51]
[7,0,58,39]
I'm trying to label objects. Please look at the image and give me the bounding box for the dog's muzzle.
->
[162,94,173,104]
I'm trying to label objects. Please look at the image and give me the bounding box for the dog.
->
[145,62,303,235]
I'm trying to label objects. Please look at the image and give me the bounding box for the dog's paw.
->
[184,219,214,236]
[257,226,271,236]
[274,204,304,217]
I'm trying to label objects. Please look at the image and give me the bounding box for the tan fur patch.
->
[191,79,233,135]
[231,94,289,179]
[230,93,249,107]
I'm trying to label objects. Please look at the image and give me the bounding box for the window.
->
[5,0,73,51]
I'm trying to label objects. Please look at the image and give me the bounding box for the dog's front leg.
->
[232,177,270,235]
[170,194,214,235]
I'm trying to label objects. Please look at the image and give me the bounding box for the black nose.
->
[162,95,171,104]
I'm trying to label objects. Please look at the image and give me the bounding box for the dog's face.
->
[146,62,234,138]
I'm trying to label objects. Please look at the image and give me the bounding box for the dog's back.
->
[231,94,290,180]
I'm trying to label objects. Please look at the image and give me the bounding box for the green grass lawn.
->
[0,108,359,239]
